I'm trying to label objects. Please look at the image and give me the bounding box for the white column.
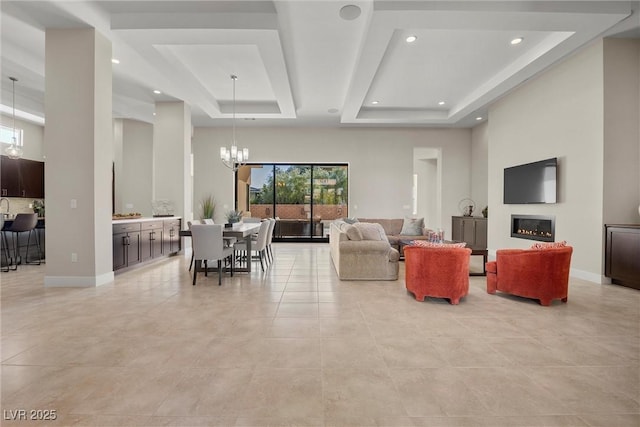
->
[44,28,114,287]
[153,102,192,224]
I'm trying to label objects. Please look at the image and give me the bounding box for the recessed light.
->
[153,90,161,94]
[111,58,120,64]
[371,101,379,105]
[510,37,524,45]
[438,101,446,106]
[406,35,417,43]
[476,116,483,121]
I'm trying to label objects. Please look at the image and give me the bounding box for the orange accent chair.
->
[404,245,472,304]
[485,246,573,306]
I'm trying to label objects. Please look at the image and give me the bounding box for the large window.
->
[236,163,348,241]
[0,124,23,147]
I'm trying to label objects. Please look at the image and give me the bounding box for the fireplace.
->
[511,214,555,242]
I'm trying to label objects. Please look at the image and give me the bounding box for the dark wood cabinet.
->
[20,158,45,198]
[140,220,164,262]
[0,155,45,198]
[1,155,21,197]
[452,216,487,250]
[605,224,640,290]
[113,218,181,273]
[163,218,181,254]
[112,222,141,271]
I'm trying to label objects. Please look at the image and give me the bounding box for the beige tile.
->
[323,367,408,419]
[2,243,639,426]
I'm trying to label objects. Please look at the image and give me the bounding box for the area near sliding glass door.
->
[236,163,348,241]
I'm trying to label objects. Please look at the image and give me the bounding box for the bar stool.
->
[7,213,41,267]
[1,217,9,272]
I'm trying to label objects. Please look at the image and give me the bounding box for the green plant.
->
[225,209,243,224]
[33,200,45,217]
[482,206,488,218]
[200,195,215,220]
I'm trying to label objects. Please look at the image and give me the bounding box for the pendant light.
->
[220,75,248,171]
[5,77,23,159]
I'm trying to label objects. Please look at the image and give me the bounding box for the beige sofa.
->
[329,221,400,280]
[357,218,432,257]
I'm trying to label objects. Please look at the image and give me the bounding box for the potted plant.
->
[200,195,215,220]
[482,206,488,218]
[225,209,243,226]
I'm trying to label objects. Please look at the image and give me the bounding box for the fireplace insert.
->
[511,214,555,242]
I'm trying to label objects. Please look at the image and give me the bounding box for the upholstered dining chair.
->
[234,219,270,271]
[190,224,234,286]
[265,218,276,262]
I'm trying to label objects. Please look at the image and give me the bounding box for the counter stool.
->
[7,213,41,267]
[1,217,9,272]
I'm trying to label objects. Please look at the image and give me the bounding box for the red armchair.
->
[404,245,472,304]
[486,246,573,306]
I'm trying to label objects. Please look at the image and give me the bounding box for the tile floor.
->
[1,243,639,427]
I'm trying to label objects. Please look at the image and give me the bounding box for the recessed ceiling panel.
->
[161,44,276,102]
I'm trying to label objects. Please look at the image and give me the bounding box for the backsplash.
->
[0,197,43,217]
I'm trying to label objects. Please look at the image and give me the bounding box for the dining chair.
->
[190,224,234,286]
[265,218,276,263]
[234,220,270,271]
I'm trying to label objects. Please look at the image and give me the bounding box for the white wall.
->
[0,114,45,161]
[192,126,471,238]
[488,40,610,283]
[471,121,489,214]
[121,119,153,216]
[603,38,640,225]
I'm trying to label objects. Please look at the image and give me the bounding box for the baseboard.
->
[569,268,602,284]
[44,272,114,288]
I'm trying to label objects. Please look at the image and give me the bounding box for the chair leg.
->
[25,230,41,265]
[204,260,208,276]
[218,260,222,286]
[259,250,265,272]
[189,251,194,271]
[1,232,10,272]
[192,260,200,286]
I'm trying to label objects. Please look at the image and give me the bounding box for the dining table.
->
[179,222,261,273]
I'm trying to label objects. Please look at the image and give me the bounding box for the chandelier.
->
[220,75,248,171]
[5,77,23,159]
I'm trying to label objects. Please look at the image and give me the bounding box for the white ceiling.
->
[1,1,639,128]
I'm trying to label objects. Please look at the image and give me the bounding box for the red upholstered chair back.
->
[404,245,472,305]
[486,246,573,306]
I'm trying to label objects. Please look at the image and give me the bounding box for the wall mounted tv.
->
[503,157,557,204]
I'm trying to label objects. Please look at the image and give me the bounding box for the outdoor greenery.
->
[250,165,348,205]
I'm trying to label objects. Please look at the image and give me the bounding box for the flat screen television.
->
[503,157,557,204]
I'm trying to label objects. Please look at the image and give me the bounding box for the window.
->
[0,124,23,146]
[236,163,349,241]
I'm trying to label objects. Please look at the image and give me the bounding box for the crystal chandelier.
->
[220,75,248,171]
[5,77,23,159]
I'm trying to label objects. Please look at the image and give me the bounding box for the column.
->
[153,102,192,223]
[44,28,114,287]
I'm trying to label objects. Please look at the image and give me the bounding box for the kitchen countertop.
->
[112,216,181,224]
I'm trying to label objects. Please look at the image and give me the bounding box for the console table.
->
[605,224,640,290]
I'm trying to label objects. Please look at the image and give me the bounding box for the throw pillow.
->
[343,224,363,241]
[413,240,467,248]
[531,240,567,249]
[353,222,387,241]
[400,217,424,236]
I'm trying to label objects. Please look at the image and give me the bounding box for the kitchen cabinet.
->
[0,155,45,198]
[140,220,164,262]
[163,218,181,254]
[605,224,640,290]
[112,222,141,271]
[452,216,487,250]
[112,217,181,273]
